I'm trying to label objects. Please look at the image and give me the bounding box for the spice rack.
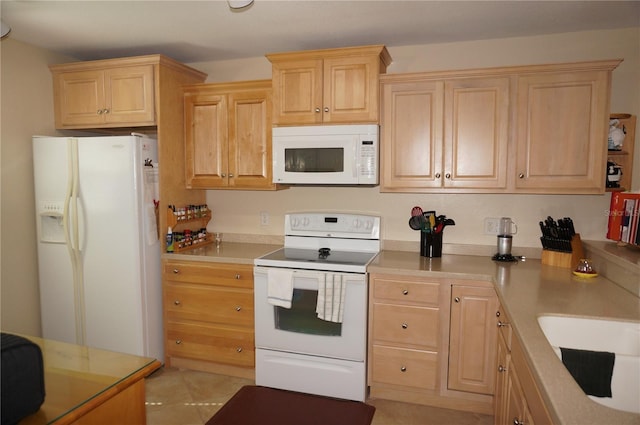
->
[166,205,212,252]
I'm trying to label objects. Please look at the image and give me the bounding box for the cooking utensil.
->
[409,216,423,230]
[411,206,423,217]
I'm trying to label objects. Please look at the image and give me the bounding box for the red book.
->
[607,192,640,241]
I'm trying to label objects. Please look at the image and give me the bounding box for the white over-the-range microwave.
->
[272,124,379,185]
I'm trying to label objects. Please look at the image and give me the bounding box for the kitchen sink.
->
[537,315,640,413]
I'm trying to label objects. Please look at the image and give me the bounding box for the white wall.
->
[197,28,640,250]
[1,38,73,335]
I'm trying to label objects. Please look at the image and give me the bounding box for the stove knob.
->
[302,217,310,227]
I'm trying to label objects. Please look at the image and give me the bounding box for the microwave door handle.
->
[353,140,359,179]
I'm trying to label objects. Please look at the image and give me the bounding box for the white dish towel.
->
[267,268,294,308]
[316,273,346,323]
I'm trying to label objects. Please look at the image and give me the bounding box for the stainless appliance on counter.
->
[253,212,381,401]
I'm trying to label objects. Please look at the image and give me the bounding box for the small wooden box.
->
[541,234,584,269]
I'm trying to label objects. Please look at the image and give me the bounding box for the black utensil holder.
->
[420,231,442,257]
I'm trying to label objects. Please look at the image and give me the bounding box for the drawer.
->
[371,275,439,305]
[371,345,437,390]
[496,304,512,350]
[165,283,254,327]
[163,260,253,289]
[166,321,254,367]
[372,303,439,350]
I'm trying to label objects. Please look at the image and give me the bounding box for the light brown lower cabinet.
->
[162,259,255,379]
[368,274,497,414]
[494,305,554,425]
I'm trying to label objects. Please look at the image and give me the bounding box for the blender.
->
[492,217,518,262]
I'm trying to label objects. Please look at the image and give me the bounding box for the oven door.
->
[254,266,367,361]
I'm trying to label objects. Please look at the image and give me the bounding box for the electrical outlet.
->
[484,217,500,235]
[260,211,269,226]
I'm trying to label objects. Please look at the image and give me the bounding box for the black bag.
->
[1,333,46,425]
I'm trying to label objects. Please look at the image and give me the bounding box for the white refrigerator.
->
[32,134,163,361]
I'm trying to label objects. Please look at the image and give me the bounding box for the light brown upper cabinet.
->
[380,74,509,192]
[183,80,281,190]
[515,63,620,193]
[267,45,392,125]
[51,59,158,129]
[380,59,621,194]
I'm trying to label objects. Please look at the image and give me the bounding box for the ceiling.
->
[1,1,639,64]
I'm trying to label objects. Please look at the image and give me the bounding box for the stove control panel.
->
[285,212,380,239]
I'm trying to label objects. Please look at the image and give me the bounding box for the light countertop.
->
[162,242,640,425]
[162,242,281,265]
[368,251,640,425]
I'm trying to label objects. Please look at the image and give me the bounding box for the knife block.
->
[541,234,584,269]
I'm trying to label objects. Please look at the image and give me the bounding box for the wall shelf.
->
[606,113,636,192]
[166,206,212,252]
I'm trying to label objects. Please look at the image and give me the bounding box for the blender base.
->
[492,253,518,262]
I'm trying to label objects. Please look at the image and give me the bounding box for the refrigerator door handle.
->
[64,138,86,345]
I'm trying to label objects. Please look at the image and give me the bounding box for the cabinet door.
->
[323,55,380,123]
[505,363,532,425]
[444,77,510,189]
[103,65,155,125]
[184,92,229,188]
[515,70,610,193]
[271,59,323,125]
[448,285,498,395]
[227,89,275,189]
[380,79,444,191]
[494,332,510,425]
[54,70,106,127]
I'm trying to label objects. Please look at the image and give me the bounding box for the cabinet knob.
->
[435,173,441,179]
[103,109,109,114]
[175,339,182,345]
[402,289,408,295]
[172,268,180,274]
[97,109,103,115]
[445,173,451,179]
[315,108,321,113]
[498,365,507,373]
[496,311,501,317]
[497,320,510,328]
[235,274,241,279]
[454,297,460,303]
[174,300,181,305]
[221,173,226,177]
[235,306,242,312]
[229,173,234,178]
[513,419,525,425]
[518,173,525,179]
[401,323,408,329]
[236,347,243,353]
[324,107,329,113]
[400,366,407,372]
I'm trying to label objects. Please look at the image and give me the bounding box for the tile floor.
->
[145,366,494,425]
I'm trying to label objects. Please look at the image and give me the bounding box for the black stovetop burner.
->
[492,253,519,262]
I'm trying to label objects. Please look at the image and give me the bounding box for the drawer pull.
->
[172,269,180,274]
[402,289,408,295]
[174,300,181,305]
[400,366,407,372]
[454,297,460,303]
[497,320,510,328]
[235,306,242,312]
[401,323,408,329]
[175,339,182,345]
[235,274,241,279]
[236,347,243,353]
[513,419,525,425]
[498,365,507,373]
